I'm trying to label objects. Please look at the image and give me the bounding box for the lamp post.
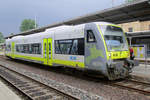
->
[112,0,114,7]
[34,14,37,28]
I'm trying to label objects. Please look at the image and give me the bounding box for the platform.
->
[0,80,21,100]
[135,58,150,62]
[131,64,150,82]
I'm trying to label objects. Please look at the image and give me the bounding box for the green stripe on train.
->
[53,59,85,68]
[6,53,85,68]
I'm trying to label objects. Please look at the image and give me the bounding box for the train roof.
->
[6,24,83,42]
[6,22,116,42]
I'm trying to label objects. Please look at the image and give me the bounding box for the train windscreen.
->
[100,25,128,51]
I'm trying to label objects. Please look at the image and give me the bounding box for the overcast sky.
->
[0,0,125,36]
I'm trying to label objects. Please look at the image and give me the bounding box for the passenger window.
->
[71,40,78,55]
[87,30,96,43]
[15,43,41,54]
[55,38,84,55]
[78,38,84,55]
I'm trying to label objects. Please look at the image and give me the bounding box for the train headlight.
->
[108,53,111,58]
[109,53,111,57]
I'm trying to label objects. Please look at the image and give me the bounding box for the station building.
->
[118,21,150,32]
[118,21,150,58]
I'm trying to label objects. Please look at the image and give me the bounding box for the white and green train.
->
[5,22,134,80]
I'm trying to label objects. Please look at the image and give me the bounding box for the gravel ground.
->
[0,56,149,100]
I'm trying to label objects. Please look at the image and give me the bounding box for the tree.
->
[20,19,38,32]
[10,33,14,36]
[0,32,4,43]
[125,0,140,3]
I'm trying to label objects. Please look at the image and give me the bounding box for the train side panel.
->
[5,25,86,69]
[50,25,85,68]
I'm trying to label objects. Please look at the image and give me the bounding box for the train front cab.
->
[84,23,133,80]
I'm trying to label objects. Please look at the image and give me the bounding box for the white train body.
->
[5,22,134,80]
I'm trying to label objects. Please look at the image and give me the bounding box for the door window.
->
[45,43,46,58]
[49,43,51,59]
[87,30,96,43]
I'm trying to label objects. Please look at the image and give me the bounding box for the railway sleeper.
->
[0,66,79,100]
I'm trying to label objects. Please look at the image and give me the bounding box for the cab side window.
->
[87,30,96,43]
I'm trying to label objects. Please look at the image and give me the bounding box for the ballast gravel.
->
[0,60,102,100]
[0,57,149,100]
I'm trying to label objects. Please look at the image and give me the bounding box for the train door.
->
[11,42,15,58]
[43,38,53,65]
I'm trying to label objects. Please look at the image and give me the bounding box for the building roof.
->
[127,30,150,38]
[5,0,150,39]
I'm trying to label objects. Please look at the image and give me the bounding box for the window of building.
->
[87,30,96,43]
[55,38,84,55]
[128,27,133,32]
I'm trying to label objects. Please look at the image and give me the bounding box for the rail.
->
[111,79,150,98]
[0,65,79,100]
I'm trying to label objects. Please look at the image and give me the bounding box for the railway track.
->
[0,65,79,100]
[111,79,150,98]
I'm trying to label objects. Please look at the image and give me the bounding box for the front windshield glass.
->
[100,25,128,51]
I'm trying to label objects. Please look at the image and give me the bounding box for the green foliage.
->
[125,0,139,3]
[20,19,38,32]
[10,33,14,36]
[0,32,4,43]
